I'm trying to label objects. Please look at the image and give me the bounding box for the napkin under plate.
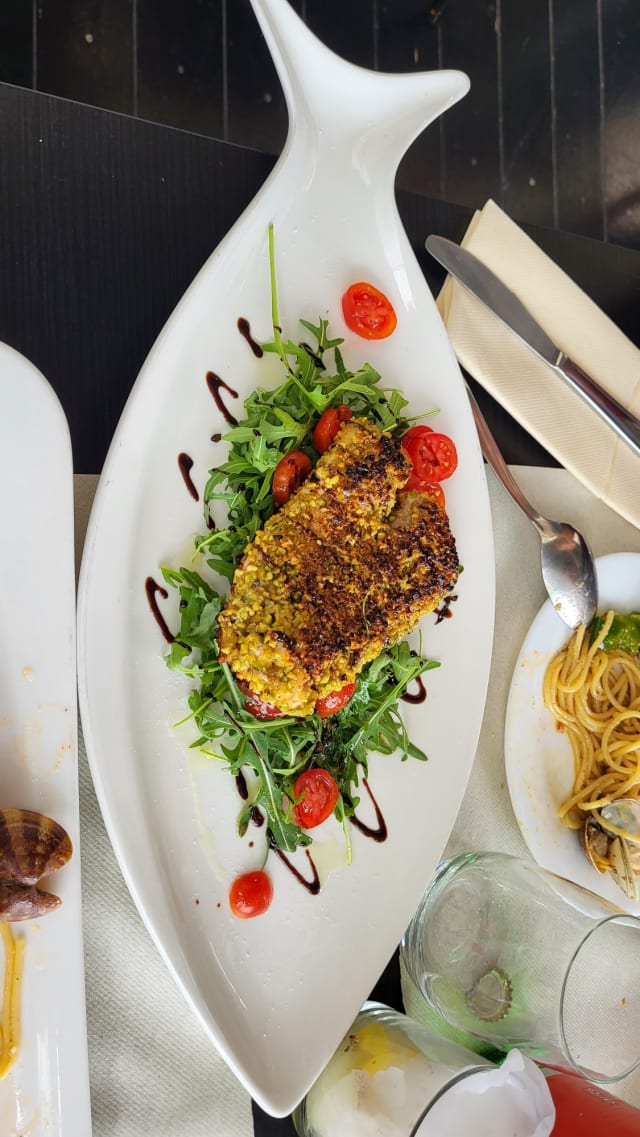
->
[437,199,640,531]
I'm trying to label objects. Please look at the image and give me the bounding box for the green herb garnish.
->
[590,612,640,655]
[161,226,442,858]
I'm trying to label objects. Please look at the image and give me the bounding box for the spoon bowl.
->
[538,519,598,629]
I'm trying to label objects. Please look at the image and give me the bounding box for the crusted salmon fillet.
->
[217,418,459,715]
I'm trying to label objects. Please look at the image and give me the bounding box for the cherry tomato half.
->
[401,425,434,445]
[341,282,397,340]
[403,474,446,508]
[237,680,283,720]
[272,450,313,506]
[401,430,458,482]
[229,870,273,919]
[292,768,340,829]
[313,405,353,454]
[315,681,356,718]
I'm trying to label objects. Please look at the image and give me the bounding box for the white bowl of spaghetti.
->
[505,552,640,915]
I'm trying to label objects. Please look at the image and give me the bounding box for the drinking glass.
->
[293,1001,554,1137]
[401,851,640,1083]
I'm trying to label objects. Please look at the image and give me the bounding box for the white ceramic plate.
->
[0,343,92,1135]
[505,551,640,917]
[77,0,495,1118]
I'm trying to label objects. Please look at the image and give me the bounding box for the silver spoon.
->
[466,385,598,629]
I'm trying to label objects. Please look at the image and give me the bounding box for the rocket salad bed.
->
[161,231,457,911]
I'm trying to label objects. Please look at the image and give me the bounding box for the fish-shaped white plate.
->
[0,343,91,1135]
[77,0,495,1117]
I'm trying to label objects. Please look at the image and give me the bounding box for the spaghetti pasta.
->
[0,922,23,1079]
[543,610,640,828]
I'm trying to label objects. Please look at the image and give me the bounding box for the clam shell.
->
[599,799,640,846]
[609,836,639,903]
[0,809,72,886]
[582,816,612,874]
[0,881,62,921]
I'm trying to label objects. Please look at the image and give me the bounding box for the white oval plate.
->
[505,551,640,917]
[0,343,91,1136]
[77,0,495,1118]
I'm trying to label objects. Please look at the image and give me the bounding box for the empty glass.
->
[401,851,640,1083]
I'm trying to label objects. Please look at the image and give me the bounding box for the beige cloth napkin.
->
[402,463,640,1111]
[437,199,640,531]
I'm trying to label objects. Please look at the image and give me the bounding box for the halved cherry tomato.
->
[292,768,340,829]
[404,474,446,508]
[229,870,273,919]
[315,681,356,718]
[237,680,283,720]
[342,282,397,340]
[401,424,434,445]
[401,430,458,482]
[272,450,313,506]
[313,405,353,453]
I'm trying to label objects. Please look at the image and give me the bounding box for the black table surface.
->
[2,81,640,1135]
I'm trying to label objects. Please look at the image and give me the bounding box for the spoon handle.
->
[466,385,543,526]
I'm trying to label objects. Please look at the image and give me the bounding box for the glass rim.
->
[407,1063,494,1136]
[559,911,640,1084]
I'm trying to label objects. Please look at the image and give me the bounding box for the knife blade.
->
[426,234,640,459]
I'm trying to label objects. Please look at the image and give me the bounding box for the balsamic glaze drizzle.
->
[144,577,175,644]
[206,370,239,426]
[300,342,325,369]
[250,806,265,828]
[237,317,264,358]
[435,593,457,624]
[272,847,321,895]
[401,676,427,705]
[350,777,388,843]
[177,452,199,501]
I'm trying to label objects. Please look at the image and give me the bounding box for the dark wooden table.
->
[2,81,640,1134]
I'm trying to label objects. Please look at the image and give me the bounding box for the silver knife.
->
[426,234,640,459]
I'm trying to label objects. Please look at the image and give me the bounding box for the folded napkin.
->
[437,200,640,531]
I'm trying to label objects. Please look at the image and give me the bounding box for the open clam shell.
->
[0,809,73,887]
[609,835,639,903]
[581,810,640,901]
[582,815,612,874]
[599,799,640,845]
[0,881,62,922]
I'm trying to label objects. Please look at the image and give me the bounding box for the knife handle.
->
[555,354,640,459]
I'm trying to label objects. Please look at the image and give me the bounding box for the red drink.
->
[543,1068,640,1135]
